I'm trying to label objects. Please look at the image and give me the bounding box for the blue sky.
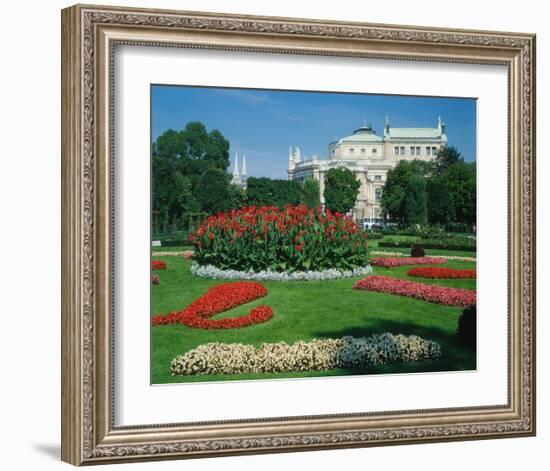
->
[152,85,477,179]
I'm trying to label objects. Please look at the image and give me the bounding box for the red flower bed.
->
[407,267,476,279]
[152,260,167,270]
[190,204,369,272]
[353,275,476,307]
[152,281,274,329]
[370,257,447,268]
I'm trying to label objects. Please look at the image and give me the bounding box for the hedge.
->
[379,236,476,252]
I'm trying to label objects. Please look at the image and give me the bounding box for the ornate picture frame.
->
[61,4,536,465]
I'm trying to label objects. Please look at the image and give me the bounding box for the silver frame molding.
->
[61,4,536,465]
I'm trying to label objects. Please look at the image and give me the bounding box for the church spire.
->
[241,154,247,179]
[232,152,240,184]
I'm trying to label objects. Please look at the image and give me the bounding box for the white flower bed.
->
[153,250,194,257]
[171,333,442,376]
[371,250,476,262]
[190,262,372,281]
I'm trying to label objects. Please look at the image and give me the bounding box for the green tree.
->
[246,177,275,206]
[404,175,428,225]
[227,184,247,211]
[441,161,476,225]
[435,145,463,175]
[152,121,230,230]
[324,168,360,214]
[194,168,231,214]
[301,178,321,209]
[427,177,451,224]
[246,177,303,207]
[381,160,429,222]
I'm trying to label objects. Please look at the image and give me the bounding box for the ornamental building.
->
[287,117,448,221]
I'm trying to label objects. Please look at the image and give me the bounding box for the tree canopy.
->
[301,178,321,209]
[381,150,476,227]
[323,168,360,214]
[246,177,302,207]
[152,121,230,232]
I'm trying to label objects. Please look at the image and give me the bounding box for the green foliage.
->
[435,145,463,175]
[441,162,476,225]
[324,168,360,214]
[379,235,476,252]
[427,178,451,224]
[301,178,321,209]
[457,305,476,346]
[381,160,430,223]
[152,121,230,232]
[403,176,428,225]
[194,168,231,214]
[246,177,303,207]
[381,151,476,228]
[191,205,369,272]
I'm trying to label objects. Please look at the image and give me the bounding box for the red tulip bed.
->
[407,267,476,279]
[152,260,167,270]
[370,257,447,268]
[152,281,274,329]
[353,275,476,307]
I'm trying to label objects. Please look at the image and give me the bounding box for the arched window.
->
[375,187,382,203]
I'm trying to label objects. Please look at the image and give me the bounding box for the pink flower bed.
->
[370,257,447,268]
[353,275,476,307]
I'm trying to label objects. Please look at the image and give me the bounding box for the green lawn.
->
[151,252,476,384]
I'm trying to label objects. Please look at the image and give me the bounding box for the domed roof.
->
[338,124,384,143]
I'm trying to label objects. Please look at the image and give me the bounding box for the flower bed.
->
[190,204,369,272]
[152,260,167,270]
[170,333,442,376]
[353,275,476,307]
[152,281,274,329]
[407,267,476,279]
[190,262,372,282]
[152,250,194,258]
[151,274,160,285]
[370,257,447,268]
[370,251,477,263]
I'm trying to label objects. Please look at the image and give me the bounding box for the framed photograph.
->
[61,4,536,465]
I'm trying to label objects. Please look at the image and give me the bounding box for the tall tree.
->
[152,121,230,231]
[404,176,428,225]
[441,161,476,225]
[194,168,231,214]
[301,178,321,209]
[427,177,451,224]
[381,160,429,222]
[246,177,302,207]
[324,168,360,214]
[435,145,463,175]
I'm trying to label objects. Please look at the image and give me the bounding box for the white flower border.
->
[171,333,442,376]
[190,262,372,281]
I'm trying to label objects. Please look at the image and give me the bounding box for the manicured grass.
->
[151,252,476,384]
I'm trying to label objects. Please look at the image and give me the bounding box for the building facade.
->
[287,117,448,221]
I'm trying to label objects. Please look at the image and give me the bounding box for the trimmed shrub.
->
[411,244,425,257]
[457,305,476,346]
[379,236,476,252]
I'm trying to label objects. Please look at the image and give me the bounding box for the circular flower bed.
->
[407,267,476,279]
[170,333,442,376]
[353,275,476,307]
[190,262,373,282]
[151,274,160,285]
[152,260,167,270]
[189,204,369,273]
[152,281,274,329]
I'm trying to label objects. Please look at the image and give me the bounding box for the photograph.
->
[150,85,478,384]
